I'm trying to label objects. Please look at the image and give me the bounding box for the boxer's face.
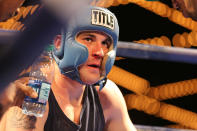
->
[76,31,112,85]
[172,0,197,21]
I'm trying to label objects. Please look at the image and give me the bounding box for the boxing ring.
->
[117,41,197,64]
[1,0,197,130]
[135,125,196,131]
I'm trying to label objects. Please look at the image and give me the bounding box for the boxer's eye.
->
[102,41,109,48]
[84,37,93,42]
[102,38,112,49]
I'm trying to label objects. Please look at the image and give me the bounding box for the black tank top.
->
[44,85,105,131]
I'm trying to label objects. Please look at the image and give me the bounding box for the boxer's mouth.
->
[88,64,100,68]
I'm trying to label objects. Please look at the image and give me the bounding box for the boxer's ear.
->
[54,35,61,50]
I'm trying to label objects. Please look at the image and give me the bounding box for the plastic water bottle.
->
[22,45,54,117]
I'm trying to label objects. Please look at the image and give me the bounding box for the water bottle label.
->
[24,80,51,105]
[38,82,50,103]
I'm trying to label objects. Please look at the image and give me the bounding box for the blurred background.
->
[1,0,197,130]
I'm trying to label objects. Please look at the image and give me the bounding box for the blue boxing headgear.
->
[53,6,119,89]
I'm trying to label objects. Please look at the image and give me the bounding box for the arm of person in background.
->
[0,0,25,22]
[99,79,137,131]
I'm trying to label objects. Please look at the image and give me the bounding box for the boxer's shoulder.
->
[97,79,126,116]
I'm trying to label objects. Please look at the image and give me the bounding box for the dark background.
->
[108,1,197,127]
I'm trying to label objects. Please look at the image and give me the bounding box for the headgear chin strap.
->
[53,6,119,90]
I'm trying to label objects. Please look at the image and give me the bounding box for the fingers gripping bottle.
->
[22,45,54,117]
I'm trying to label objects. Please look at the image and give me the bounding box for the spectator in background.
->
[172,0,197,21]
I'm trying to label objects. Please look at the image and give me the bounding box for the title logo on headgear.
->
[91,9,114,30]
